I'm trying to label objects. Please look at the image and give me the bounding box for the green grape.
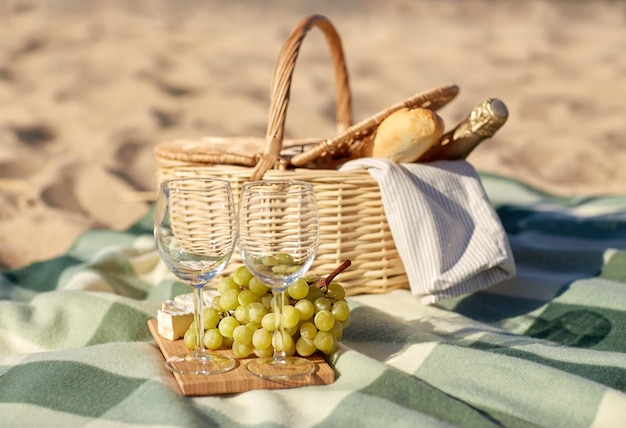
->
[260,293,273,309]
[271,264,291,274]
[203,328,223,349]
[220,288,239,311]
[203,307,220,330]
[183,327,196,350]
[247,301,268,324]
[296,336,316,357]
[299,321,318,340]
[282,305,300,329]
[232,341,253,358]
[285,265,301,274]
[234,304,249,323]
[249,277,270,296]
[314,297,332,313]
[217,276,239,294]
[254,347,274,358]
[211,295,222,311]
[233,265,254,287]
[314,310,335,332]
[272,330,294,352]
[285,325,299,336]
[222,336,233,348]
[331,300,350,322]
[232,325,253,345]
[306,286,324,303]
[218,316,239,338]
[274,253,294,265]
[261,312,276,331]
[326,339,339,355]
[285,339,296,357]
[247,321,260,332]
[287,278,309,300]
[329,320,343,339]
[238,289,258,306]
[326,282,346,301]
[303,274,318,284]
[313,330,336,353]
[341,314,351,329]
[261,255,278,267]
[252,328,272,350]
[270,293,289,311]
[294,299,315,321]
[199,263,349,357]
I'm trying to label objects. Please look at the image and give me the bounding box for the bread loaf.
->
[372,107,445,163]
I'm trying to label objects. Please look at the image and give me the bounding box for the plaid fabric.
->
[1,174,625,427]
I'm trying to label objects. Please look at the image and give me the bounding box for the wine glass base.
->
[245,356,315,380]
[165,352,236,376]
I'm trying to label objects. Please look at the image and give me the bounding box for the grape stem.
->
[319,260,351,289]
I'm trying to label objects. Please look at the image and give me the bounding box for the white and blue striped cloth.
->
[340,158,516,304]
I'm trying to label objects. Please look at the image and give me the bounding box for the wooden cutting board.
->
[148,319,335,396]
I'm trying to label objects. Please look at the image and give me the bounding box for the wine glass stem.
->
[273,289,287,361]
[192,285,206,356]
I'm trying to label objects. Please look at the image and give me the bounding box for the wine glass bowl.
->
[154,177,237,375]
[238,180,320,379]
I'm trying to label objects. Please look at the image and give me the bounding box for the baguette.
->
[372,107,445,163]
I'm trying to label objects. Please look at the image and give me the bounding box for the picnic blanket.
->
[1,174,625,428]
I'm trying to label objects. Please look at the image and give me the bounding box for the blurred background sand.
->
[1,0,625,268]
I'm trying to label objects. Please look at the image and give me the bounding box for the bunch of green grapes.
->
[182,262,351,358]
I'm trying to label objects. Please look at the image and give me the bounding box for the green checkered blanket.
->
[1,175,625,427]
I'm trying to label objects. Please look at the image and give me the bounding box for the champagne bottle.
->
[419,98,508,162]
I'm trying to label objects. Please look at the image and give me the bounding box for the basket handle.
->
[250,14,353,181]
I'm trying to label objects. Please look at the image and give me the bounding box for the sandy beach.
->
[1,0,625,269]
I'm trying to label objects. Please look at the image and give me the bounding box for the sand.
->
[1,0,625,269]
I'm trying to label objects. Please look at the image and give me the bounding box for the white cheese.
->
[173,289,217,309]
[157,289,218,340]
[157,308,194,341]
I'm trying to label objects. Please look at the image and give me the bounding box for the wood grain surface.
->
[148,319,335,396]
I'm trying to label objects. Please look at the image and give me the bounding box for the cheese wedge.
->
[157,307,194,341]
[156,289,218,340]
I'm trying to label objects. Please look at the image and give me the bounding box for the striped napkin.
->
[340,158,515,304]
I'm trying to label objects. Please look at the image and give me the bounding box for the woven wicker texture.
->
[155,164,405,295]
[169,195,233,256]
[155,15,463,294]
[288,83,459,168]
[156,178,237,288]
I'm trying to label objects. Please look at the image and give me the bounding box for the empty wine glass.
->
[154,177,237,375]
[238,180,320,379]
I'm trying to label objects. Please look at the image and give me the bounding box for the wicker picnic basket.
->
[154,15,500,295]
